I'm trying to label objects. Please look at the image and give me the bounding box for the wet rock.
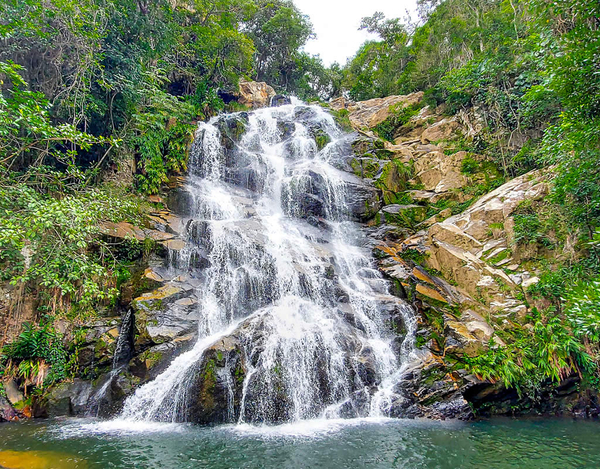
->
[339,389,371,418]
[133,283,198,346]
[3,380,23,406]
[216,113,249,150]
[0,397,17,421]
[344,180,382,221]
[45,380,94,417]
[166,184,195,216]
[129,334,196,382]
[277,120,295,140]
[113,310,135,369]
[271,94,291,107]
[187,336,246,424]
[427,395,473,420]
[354,349,379,387]
[88,371,141,418]
[293,106,319,124]
[132,285,187,313]
[311,127,332,151]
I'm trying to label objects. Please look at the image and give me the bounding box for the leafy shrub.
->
[465,312,594,395]
[0,185,145,317]
[1,323,67,389]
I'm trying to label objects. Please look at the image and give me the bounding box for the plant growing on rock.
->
[1,323,68,392]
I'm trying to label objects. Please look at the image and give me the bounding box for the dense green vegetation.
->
[0,323,68,391]
[340,0,600,396]
[0,0,338,328]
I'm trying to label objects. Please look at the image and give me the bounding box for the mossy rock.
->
[217,113,249,149]
[132,285,185,313]
[187,336,247,424]
[381,204,428,226]
[138,349,165,371]
[350,157,382,179]
[312,128,331,151]
[352,137,386,155]
[374,161,411,204]
[373,148,394,159]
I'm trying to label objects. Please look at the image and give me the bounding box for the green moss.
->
[399,248,428,264]
[373,102,423,141]
[140,350,164,369]
[234,362,245,384]
[313,129,331,150]
[421,366,447,386]
[203,358,217,392]
[460,154,480,174]
[489,249,511,264]
[330,108,353,132]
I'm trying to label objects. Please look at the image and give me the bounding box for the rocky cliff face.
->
[333,92,600,418]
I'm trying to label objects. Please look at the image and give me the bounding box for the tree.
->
[244,0,314,92]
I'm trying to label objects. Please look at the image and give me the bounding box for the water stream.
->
[119,102,417,425]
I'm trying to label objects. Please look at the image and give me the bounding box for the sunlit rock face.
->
[117,102,418,425]
[238,81,276,109]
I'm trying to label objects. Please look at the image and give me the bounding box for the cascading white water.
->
[119,103,417,425]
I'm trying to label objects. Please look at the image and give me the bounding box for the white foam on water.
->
[225,417,397,439]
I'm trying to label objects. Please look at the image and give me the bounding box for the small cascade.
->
[112,310,135,369]
[87,310,136,416]
[118,103,417,425]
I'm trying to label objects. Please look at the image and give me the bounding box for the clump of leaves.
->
[460,155,480,174]
[1,323,68,392]
[465,312,593,396]
[0,185,145,317]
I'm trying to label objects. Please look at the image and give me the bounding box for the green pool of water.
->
[0,417,598,468]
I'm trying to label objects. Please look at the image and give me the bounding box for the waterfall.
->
[119,103,417,425]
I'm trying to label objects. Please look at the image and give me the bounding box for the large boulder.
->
[344,179,383,221]
[3,379,23,406]
[238,81,276,109]
[347,92,424,129]
[425,169,549,315]
[420,117,459,144]
[186,335,247,424]
[45,379,94,417]
[413,150,469,194]
[132,280,198,347]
